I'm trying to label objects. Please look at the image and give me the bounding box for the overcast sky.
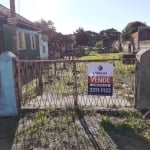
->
[1,0,150,34]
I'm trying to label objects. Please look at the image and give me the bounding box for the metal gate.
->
[16,59,135,109]
[12,58,135,150]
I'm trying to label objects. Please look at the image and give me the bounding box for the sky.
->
[0,0,150,34]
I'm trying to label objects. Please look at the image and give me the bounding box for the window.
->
[17,31,26,50]
[43,45,46,53]
[30,35,36,50]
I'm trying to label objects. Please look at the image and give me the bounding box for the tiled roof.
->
[0,4,33,26]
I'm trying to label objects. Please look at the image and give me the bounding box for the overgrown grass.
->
[16,107,94,139]
[21,79,39,105]
[22,79,37,94]
[79,51,135,74]
[79,51,123,60]
[16,109,70,137]
[100,111,150,142]
[15,108,95,149]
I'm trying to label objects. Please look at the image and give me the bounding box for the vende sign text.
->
[88,64,113,96]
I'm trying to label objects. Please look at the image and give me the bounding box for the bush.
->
[75,47,89,57]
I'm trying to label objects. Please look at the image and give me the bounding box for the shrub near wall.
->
[75,47,89,57]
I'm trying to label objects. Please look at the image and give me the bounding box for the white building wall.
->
[39,34,49,59]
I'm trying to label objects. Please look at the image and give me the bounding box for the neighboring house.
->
[99,28,121,52]
[0,4,48,60]
[131,26,150,50]
[49,33,74,59]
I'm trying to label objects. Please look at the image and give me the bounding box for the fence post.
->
[0,52,18,116]
[13,57,22,110]
[54,62,57,76]
[73,60,78,107]
[37,62,43,95]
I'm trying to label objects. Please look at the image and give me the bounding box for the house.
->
[0,4,48,60]
[48,33,74,59]
[131,26,150,50]
[99,28,121,53]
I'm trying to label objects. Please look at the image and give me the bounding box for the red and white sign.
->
[88,76,113,84]
[88,64,113,96]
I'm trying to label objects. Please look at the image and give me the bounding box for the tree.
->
[47,20,56,31]
[95,41,103,48]
[74,28,89,46]
[74,28,99,47]
[34,18,57,42]
[85,31,99,46]
[99,28,120,49]
[34,18,56,31]
[122,21,147,41]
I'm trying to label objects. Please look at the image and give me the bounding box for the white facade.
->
[39,33,49,59]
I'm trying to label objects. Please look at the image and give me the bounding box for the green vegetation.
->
[95,41,103,49]
[79,51,123,60]
[14,108,97,149]
[21,79,39,105]
[17,109,70,136]
[22,79,37,94]
[100,111,150,142]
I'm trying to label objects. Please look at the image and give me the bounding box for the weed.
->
[100,111,150,141]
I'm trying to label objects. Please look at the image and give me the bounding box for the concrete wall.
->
[39,34,49,59]
[122,40,150,53]
[139,40,150,49]
[112,40,120,50]
[135,49,150,109]
[40,41,48,59]
[121,41,130,53]
[0,52,18,116]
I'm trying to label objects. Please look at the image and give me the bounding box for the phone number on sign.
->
[89,87,112,93]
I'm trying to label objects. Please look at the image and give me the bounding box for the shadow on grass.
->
[0,116,19,150]
[0,109,40,150]
[76,108,101,150]
[100,115,150,150]
[103,130,150,150]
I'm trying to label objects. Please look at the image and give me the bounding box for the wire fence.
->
[10,58,136,150]
[17,59,135,110]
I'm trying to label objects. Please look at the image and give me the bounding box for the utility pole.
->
[9,0,17,53]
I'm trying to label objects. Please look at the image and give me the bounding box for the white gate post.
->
[0,52,18,116]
